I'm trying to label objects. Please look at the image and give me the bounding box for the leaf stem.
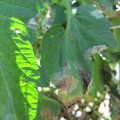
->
[63,0,72,33]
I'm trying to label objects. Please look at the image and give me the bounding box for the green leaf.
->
[0,1,42,119]
[0,15,27,120]
[0,11,39,120]
[86,54,105,100]
[39,94,61,119]
[111,17,120,47]
[10,18,40,81]
[96,0,115,7]
[10,18,40,120]
[52,4,65,25]
[0,0,39,22]
[0,0,41,45]
[41,4,117,100]
[78,0,115,6]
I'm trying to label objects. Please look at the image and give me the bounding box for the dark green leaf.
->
[41,4,117,99]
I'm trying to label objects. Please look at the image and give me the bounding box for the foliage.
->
[0,0,120,120]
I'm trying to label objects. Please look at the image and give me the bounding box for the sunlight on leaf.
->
[10,18,40,120]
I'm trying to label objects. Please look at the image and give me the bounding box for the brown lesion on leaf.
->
[56,76,76,92]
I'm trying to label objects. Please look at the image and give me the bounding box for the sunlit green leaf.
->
[10,18,40,120]
[0,15,27,120]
